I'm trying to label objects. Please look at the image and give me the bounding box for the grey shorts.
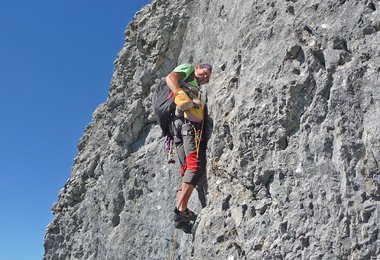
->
[173,118,204,186]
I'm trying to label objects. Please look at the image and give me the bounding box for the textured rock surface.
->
[44,0,380,259]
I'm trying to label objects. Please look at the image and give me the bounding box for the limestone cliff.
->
[44,0,380,259]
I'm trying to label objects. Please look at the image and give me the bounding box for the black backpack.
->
[153,71,195,138]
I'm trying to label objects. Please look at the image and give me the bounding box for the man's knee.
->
[182,171,201,187]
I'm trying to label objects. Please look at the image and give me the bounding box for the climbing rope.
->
[170,228,178,260]
[194,93,204,159]
[194,125,203,159]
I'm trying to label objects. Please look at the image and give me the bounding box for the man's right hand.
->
[192,98,201,108]
[174,89,193,110]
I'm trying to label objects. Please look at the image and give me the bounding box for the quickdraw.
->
[165,135,175,164]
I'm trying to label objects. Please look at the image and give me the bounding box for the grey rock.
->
[44,0,380,259]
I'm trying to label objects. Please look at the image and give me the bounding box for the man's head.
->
[195,64,212,85]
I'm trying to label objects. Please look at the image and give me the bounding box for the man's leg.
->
[177,182,194,212]
[172,122,201,232]
[177,123,201,212]
[173,118,186,208]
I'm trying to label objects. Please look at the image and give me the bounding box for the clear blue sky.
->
[0,1,151,259]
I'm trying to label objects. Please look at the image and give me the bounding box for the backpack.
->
[153,71,195,138]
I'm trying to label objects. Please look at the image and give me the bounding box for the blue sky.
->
[0,1,151,259]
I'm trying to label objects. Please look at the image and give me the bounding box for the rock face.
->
[44,0,380,259]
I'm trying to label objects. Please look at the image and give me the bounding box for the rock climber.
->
[165,63,212,232]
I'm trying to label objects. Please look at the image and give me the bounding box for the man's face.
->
[195,68,212,85]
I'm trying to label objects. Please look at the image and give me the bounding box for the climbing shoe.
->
[173,207,197,222]
[174,221,193,234]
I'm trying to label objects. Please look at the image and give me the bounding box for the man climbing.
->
[165,63,212,233]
